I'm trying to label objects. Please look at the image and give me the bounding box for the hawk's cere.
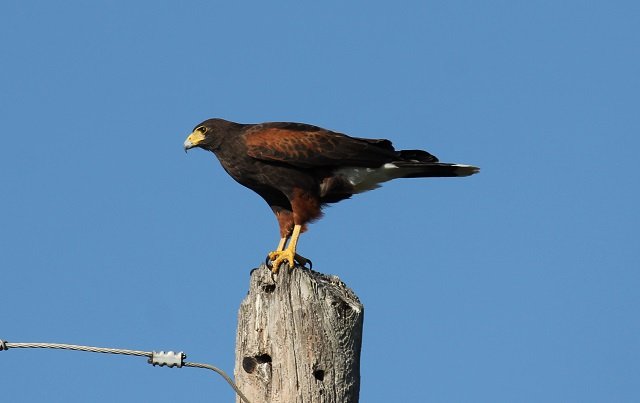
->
[184,119,479,272]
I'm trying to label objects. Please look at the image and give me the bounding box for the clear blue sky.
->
[1,1,638,402]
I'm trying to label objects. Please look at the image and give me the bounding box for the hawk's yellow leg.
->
[268,225,310,273]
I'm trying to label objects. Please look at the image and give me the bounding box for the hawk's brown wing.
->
[244,123,399,168]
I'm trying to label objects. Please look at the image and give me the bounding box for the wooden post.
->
[234,264,364,403]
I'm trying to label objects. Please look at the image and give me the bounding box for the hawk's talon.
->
[267,249,296,273]
[266,251,311,273]
[295,254,312,270]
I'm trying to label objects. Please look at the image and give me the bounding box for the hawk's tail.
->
[394,161,480,178]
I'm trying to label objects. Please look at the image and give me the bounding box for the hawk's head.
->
[183,118,242,153]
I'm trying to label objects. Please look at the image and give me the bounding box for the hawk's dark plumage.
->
[184,118,479,271]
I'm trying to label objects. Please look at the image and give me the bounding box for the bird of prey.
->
[184,118,479,272]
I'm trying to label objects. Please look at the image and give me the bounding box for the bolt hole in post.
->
[262,284,276,293]
[242,357,257,374]
[242,353,272,374]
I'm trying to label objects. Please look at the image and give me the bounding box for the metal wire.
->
[184,361,252,403]
[1,341,151,357]
[0,339,251,403]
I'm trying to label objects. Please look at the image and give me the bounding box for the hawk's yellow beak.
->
[183,130,205,151]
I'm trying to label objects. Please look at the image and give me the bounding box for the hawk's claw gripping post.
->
[267,249,295,274]
[295,254,312,270]
[265,253,312,273]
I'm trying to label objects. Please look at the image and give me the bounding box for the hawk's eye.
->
[197,126,207,134]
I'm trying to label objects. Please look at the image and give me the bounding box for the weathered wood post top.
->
[234,264,364,403]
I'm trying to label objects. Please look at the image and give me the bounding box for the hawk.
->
[184,119,479,272]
